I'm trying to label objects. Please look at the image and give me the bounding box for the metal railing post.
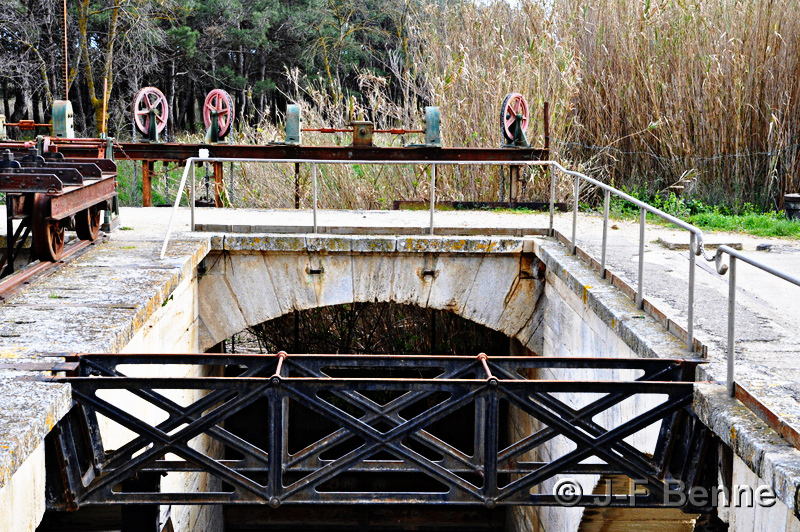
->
[549,163,556,236]
[601,189,610,279]
[687,233,696,351]
[636,207,645,309]
[160,156,197,260]
[727,256,737,397]
[571,176,579,254]
[189,162,195,231]
[312,163,318,233]
[429,164,437,235]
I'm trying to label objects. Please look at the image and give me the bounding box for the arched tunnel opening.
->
[221,302,518,532]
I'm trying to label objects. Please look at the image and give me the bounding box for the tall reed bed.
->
[226,0,800,211]
[411,0,800,209]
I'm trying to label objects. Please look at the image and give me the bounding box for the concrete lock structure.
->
[0,204,797,531]
[1,95,799,531]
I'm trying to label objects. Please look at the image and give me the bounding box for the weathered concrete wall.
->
[0,443,45,532]
[197,235,546,353]
[507,264,662,532]
[531,237,800,532]
[727,455,800,531]
[695,384,800,531]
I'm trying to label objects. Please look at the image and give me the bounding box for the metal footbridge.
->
[45,352,715,516]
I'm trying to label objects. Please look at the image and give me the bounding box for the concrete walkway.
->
[0,211,207,524]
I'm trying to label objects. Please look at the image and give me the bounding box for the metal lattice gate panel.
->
[44,353,715,510]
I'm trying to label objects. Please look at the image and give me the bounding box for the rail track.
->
[0,236,97,301]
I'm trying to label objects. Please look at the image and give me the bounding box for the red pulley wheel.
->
[133,87,169,136]
[500,92,529,143]
[203,89,235,139]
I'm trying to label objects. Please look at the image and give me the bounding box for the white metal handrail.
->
[160,155,800,398]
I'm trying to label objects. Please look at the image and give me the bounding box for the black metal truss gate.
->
[45,353,716,510]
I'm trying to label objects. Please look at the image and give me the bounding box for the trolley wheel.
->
[75,205,102,241]
[32,194,65,261]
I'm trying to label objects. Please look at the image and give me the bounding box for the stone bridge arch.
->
[196,235,546,353]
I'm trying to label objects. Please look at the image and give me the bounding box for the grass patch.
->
[116,160,187,207]
[606,190,800,239]
[683,212,800,238]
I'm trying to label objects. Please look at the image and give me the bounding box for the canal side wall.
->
[117,264,223,532]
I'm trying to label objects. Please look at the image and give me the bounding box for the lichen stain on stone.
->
[582,285,592,305]
[446,239,467,251]
[44,412,55,430]
[0,348,27,359]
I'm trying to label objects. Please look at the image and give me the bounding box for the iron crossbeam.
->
[109,144,549,163]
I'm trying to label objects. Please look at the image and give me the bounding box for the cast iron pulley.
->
[500,92,529,144]
[133,87,169,136]
[203,89,235,139]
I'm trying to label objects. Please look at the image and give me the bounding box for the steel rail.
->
[0,238,93,299]
[160,155,800,400]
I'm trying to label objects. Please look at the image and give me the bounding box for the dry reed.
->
[219,0,800,211]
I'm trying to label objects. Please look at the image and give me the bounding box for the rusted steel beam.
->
[735,384,800,451]
[7,138,548,163]
[0,173,63,193]
[49,177,116,220]
[9,167,84,185]
[103,143,549,163]
[23,161,102,178]
[213,161,224,207]
[0,361,79,371]
[58,352,703,370]
[59,157,116,173]
[393,200,568,211]
[141,161,154,207]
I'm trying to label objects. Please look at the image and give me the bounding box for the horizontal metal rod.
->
[109,143,548,163]
[139,460,624,476]
[72,493,682,507]
[717,245,800,287]
[56,377,695,393]
[67,353,701,367]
